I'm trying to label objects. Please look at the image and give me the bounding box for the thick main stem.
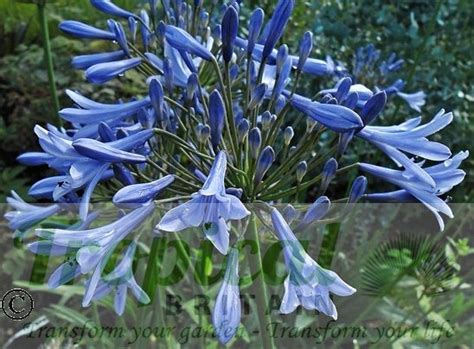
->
[37,3,61,126]
[247,213,276,349]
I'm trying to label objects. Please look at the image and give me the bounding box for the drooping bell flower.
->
[271,208,355,319]
[212,248,241,344]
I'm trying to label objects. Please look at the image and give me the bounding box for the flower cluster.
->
[329,43,426,112]
[6,0,467,344]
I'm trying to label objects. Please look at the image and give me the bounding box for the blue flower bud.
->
[297,31,313,71]
[254,146,275,185]
[163,58,174,93]
[361,91,387,125]
[149,78,164,121]
[91,0,137,19]
[349,176,367,203]
[221,6,239,63]
[237,119,250,142]
[295,196,330,232]
[282,204,297,223]
[98,122,116,142]
[288,93,363,132]
[262,0,294,60]
[337,131,355,156]
[343,92,359,109]
[247,8,264,54]
[248,127,261,159]
[196,123,211,143]
[275,95,286,113]
[59,20,115,40]
[212,248,241,344]
[320,158,338,193]
[113,175,175,208]
[113,163,136,186]
[296,161,307,182]
[73,138,147,163]
[335,77,352,102]
[212,24,222,45]
[186,73,199,102]
[164,24,214,61]
[209,90,225,149]
[283,126,294,145]
[72,50,126,70]
[276,45,289,72]
[230,64,239,80]
[261,111,273,130]
[200,11,209,27]
[140,10,151,49]
[137,108,155,129]
[85,57,142,84]
[128,17,137,43]
[248,83,267,110]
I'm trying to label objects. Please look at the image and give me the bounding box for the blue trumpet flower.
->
[36,203,155,306]
[271,208,356,319]
[396,91,426,112]
[89,243,151,315]
[157,151,249,255]
[357,109,453,187]
[361,150,468,230]
[212,247,241,344]
[5,191,62,232]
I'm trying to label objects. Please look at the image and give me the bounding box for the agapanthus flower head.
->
[7,0,467,338]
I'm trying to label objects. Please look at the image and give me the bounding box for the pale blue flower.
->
[89,243,151,315]
[361,150,468,230]
[157,152,249,254]
[271,208,355,319]
[5,191,61,231]
[35,203,155,306]
[212,248,241,344]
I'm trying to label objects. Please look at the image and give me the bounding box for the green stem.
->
[247,213,275,349]
[37,2,61,126]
